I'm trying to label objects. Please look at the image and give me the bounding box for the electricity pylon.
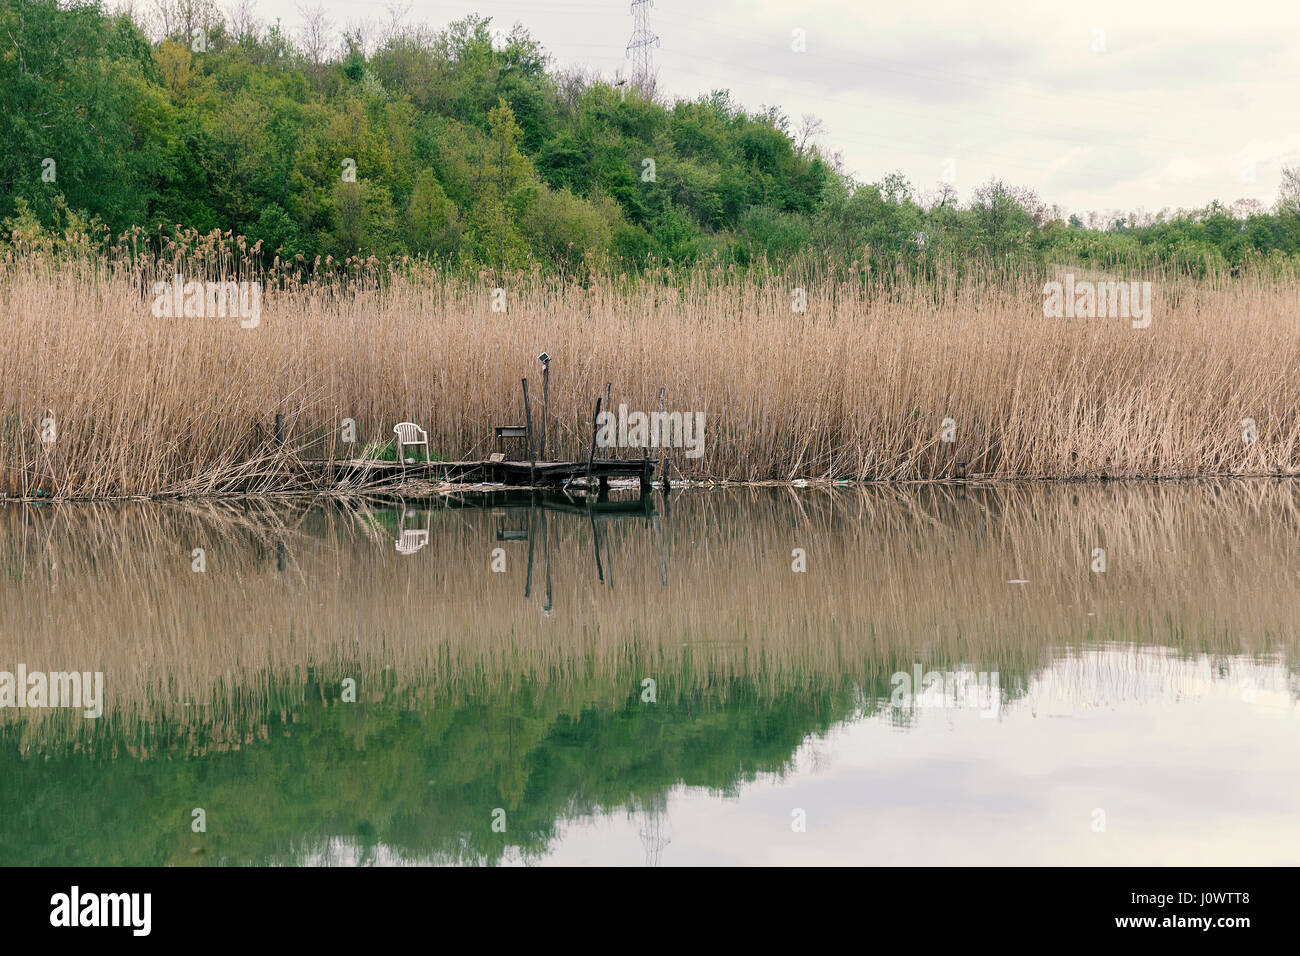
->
[626,0,660,94]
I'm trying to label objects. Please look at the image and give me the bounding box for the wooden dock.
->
[295,368,673,495]
[304,456,662,493]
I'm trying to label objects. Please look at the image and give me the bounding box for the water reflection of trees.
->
[3,481,1300,863]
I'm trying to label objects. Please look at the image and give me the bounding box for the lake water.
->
[2,482,1299,865]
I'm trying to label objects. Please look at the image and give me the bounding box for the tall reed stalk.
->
[3,238,1298,497]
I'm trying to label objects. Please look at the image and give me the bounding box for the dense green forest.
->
[3,0,1300,277]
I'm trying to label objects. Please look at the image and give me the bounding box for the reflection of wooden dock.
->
[436,488,658,517]
[381,483,668,596]
[306,457,660,493]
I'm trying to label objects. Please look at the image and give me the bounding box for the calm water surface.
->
[2,482,1298,865]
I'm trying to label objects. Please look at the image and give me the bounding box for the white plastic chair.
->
[393,422,430,464]
[395,506,430,554]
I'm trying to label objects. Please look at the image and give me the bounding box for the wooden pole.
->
[604,382,613,477]
[657,387,670,492]
[654,386,664,484]
[644,391,654,466]
[274,413,285,448]
[522,377,534,488]
[541,362,549,461]
[587,395,602,488]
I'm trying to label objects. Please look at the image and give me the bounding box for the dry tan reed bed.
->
[2,482,1298,741]
[3,259,1300,497]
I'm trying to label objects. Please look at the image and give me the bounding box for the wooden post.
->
[656,386,668,491]
[641,377,653,498]
[586,395,602,488]
[644,389,656,468]
[603,383,614,484]
[274,413,285,448]
[540,362,549,461]
[522,378,534,488]
[655,385,665,489]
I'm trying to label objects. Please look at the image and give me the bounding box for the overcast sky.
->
[198,0,1300,216]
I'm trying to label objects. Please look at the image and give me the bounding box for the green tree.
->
[406,168,461,257]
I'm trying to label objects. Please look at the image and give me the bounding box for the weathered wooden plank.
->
[301,455,657,488]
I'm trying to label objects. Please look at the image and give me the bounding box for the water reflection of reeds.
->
[3,480,1298,742]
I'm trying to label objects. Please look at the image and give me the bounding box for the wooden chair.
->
[393,422,430,464]
[494,378,537,485]
[493,424,529,459]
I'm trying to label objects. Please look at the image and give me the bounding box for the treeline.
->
[3,0,1300,278]
[0,673,865,864]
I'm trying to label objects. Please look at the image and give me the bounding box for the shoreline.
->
[4,470,1300,504]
